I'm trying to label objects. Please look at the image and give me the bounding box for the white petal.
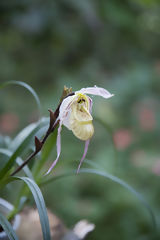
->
[77,86,114,99]
[62,108,72,129]
[59,95,75,119]
[59,95,77,129]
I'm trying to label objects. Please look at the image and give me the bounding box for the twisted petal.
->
[77,139,90,174]
[45,122,62,175]
[77,85,114,99]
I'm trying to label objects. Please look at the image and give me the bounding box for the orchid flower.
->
[46,86,114,175]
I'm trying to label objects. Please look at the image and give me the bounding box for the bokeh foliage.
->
[0,0,160,239]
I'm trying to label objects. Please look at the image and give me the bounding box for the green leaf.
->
[81,168,156,229]
[0,80,41,116]
[14,177,51,240]
[0,212,18,240]
[81,158,102,169]
[9,118,49,151]
[0,177,51,240]
[0,120,46,179]
[0,148,33,179]
[9,122,40,151]
[42,168,156,229]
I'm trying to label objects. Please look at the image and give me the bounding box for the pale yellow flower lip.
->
[69,99,94,141]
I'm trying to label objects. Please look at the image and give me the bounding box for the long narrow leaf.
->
[0,122,44,179]
[81,158,102,169]
[9,118,49,151]
[42,168,156,229]
[9,122,39,151]
[80,168,156,229]
[0,212,18,240]
[0,177,51,239]
[0,80,41,116]
[0,148,33,179]
[15,177,51,240]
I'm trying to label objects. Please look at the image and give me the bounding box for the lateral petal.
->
[77,86,114,99]
[45,122,62,175]
[77,139,90,173]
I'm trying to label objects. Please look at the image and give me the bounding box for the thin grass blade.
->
[0,122,44,179]
[0,80,41,116]
[15,177,51,240]
[0,212,18,240]
[0,148,33,179]
[42,168,156,229]
[9,118,48,151]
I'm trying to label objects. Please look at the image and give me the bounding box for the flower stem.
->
[10,90,74,176]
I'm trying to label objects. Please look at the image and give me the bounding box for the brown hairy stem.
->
[10,90,74,177]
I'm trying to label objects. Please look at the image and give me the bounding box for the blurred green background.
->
[0,0,160,239]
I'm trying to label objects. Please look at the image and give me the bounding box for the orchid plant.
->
[11,85,114,177]
[0,81,155,240]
